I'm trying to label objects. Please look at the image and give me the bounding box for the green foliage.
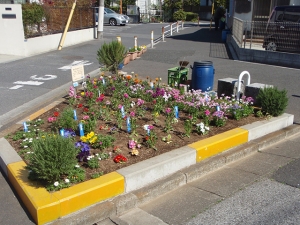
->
[22,3,45,37]
[173,9,186,21]
[185,12,198,21]
[26,135,80,184]
[256,86,288,117]
[97,41,127,74]
[91,171,104,179]
[52,107,78,131]
[87,156,99,169]
[92,134,115,150]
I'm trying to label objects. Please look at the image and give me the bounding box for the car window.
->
[275,11,284,22]
[105,8,116,14]
[283,8,300,22]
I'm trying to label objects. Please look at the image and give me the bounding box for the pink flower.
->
[165,108,171,114]
[204,109,210,116]
[130,111,135,117]
[83,115,90,120]
[124,93,129,98]
[128,140,136,149]
[137,98,144,106]
[48,117,56,123]
[118,104,123,109]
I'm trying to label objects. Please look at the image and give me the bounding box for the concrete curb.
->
[0,113,297,225]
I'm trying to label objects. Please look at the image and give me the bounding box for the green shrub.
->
[22,3,45,38]
[97,40,127,74]
[52,107,78,131]
[173,9,186,21]
[256,86,288,117]
[26,135,80,184]
[185,12,198,22]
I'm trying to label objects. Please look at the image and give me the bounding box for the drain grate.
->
[209,43,230,59]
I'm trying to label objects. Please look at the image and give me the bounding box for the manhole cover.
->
[62,56,84,60]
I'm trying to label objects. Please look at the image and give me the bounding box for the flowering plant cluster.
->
[9,71,259,192]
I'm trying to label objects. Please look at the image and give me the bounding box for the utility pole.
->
[97,0,104,39]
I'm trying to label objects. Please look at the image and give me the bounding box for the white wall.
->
[0,4,26,56]
[0,4,95,57]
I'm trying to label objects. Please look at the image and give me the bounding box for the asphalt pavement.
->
[0,23,300,225]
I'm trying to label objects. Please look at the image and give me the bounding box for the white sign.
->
[71,64,84,82]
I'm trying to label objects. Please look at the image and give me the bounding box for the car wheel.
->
[109,18,117,26]
[266,41,277,51]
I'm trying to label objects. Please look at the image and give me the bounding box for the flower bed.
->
[6,72,264,192]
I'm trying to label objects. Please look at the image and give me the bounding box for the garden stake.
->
[23,122,28,132]
[60,129,65,137]
[73,110,77,120]
[127,117,131,133]
[79,123,84,136]
[174,106,179,119]
[121,106,125,118]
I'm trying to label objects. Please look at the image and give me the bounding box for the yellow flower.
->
[81,92,85,96]
[89,136,97,144]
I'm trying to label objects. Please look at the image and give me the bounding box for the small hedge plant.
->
[26,134,82,190]
[185,12,198,22]
[173,9,186,21]
[256,86,288,117]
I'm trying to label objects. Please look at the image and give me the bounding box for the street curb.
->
[0,113,297,225]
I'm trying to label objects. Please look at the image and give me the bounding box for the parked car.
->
[95,8,129,26]
[263,5,300,52]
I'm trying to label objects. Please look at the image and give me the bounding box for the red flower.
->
[153,99,156,104]
[144,136,149,141]
[77,103,83,108]
[113,154,127,163]
[83,108,89,112]
[53,111,59,117]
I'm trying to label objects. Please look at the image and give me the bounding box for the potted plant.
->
[97,40,127,74]
[136,46,142,57]
[123,53,130,65]
[128,47,137,61]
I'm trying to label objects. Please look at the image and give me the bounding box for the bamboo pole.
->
[58,0,76,50]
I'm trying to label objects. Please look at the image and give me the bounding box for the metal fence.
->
[25,6,94,38]
[232,17,300,52]
[139,10,164,23]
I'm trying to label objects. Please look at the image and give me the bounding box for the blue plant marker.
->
[79,123,84,137]
[174,106,179,119]
[216,105,220,111]
[23,122,28,132]
[126,117,131,133]
[147,128,150,135]
[73,110,77,120]
[121,106,125,118]
[150,82,154,89]
[98,90,101,97]
[60,129,65,137]
[102,78,106,85]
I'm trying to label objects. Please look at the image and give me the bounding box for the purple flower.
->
[124,93,129,98]
[165,108,171,114]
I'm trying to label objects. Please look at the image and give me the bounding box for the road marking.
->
[58,60,93,71]
[13,81,44,85]
[10,85,24,89]
[30,75,57,80]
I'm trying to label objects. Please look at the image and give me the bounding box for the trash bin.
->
[222,29,230,42]
[191,61,214,92]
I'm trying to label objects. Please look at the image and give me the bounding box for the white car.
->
[96,8,129,26]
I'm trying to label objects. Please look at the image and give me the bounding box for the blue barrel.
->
[191,61,214,92]
[222,29,230,42]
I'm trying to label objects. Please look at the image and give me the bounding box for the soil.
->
[6,95,265,183]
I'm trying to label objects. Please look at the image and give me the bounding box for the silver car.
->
[96,8,129,26]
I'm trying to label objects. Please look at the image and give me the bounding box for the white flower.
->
[130,101,135,108]
[26,151,31,154]
[75,164,80,168]
[65,179,70,183]
[98,157,102,160]
[24,146,28,148]
[108,76,112,79]
[54,181,59,187]
[38,119,41,121]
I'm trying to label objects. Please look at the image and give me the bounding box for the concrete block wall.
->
[228,35,300,69]
[0,4,95,57]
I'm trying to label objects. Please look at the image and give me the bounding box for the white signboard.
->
[71,64,84,82]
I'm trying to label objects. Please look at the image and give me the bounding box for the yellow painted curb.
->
[7,161,124,225]
[188,128,248,162]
